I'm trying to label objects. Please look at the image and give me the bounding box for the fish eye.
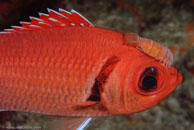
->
[137,67,164,95]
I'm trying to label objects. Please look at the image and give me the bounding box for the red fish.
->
[0,8,182,130]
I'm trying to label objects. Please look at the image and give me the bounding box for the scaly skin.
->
[0,27,125,116]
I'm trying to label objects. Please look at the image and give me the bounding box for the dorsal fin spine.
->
[4,8,94,33]
[28,25,41,28]
[47,8,67,18]
[39,12,49,16]
[29,16,42,21]
[59,8,71,14]
[48,11,71,25]
[4,29,14,32]
[47,8,53,13]
[20,21,30,24]
[37,22,52,27]
[48,17,61,23]
[71,9,93,26]
[0,31,10,34]
[11,26,24,29]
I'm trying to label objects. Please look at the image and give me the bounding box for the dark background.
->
[0,0,194,130]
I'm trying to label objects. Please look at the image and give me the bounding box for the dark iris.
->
[139,67,158,92]
[141,76,157,91]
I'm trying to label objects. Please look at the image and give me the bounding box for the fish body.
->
[0,27,124,116]
[0,8,182,130]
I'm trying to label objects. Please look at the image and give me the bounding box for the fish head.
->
[101,36,182,115]
[121,58,183,114]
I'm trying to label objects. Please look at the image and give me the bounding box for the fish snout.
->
[169,66,183,85]
[176,72,183,85]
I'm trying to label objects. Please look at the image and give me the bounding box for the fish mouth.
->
[176,72,183,85]
[169,66,183,86]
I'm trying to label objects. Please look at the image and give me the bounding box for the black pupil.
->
[142,76,157,91]
[139,67,158,92]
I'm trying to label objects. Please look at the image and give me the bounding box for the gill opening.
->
[87,56,119,101]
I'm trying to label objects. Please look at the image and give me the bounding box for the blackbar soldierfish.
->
[0,8,182,130]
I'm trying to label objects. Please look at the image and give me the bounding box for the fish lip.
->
[177,72,183,84]
[169,66,183,85]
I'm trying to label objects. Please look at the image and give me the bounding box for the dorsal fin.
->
[124,32,173,66]
[4,8,94,33]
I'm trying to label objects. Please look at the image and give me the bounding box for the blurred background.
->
[0,0,194,130]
